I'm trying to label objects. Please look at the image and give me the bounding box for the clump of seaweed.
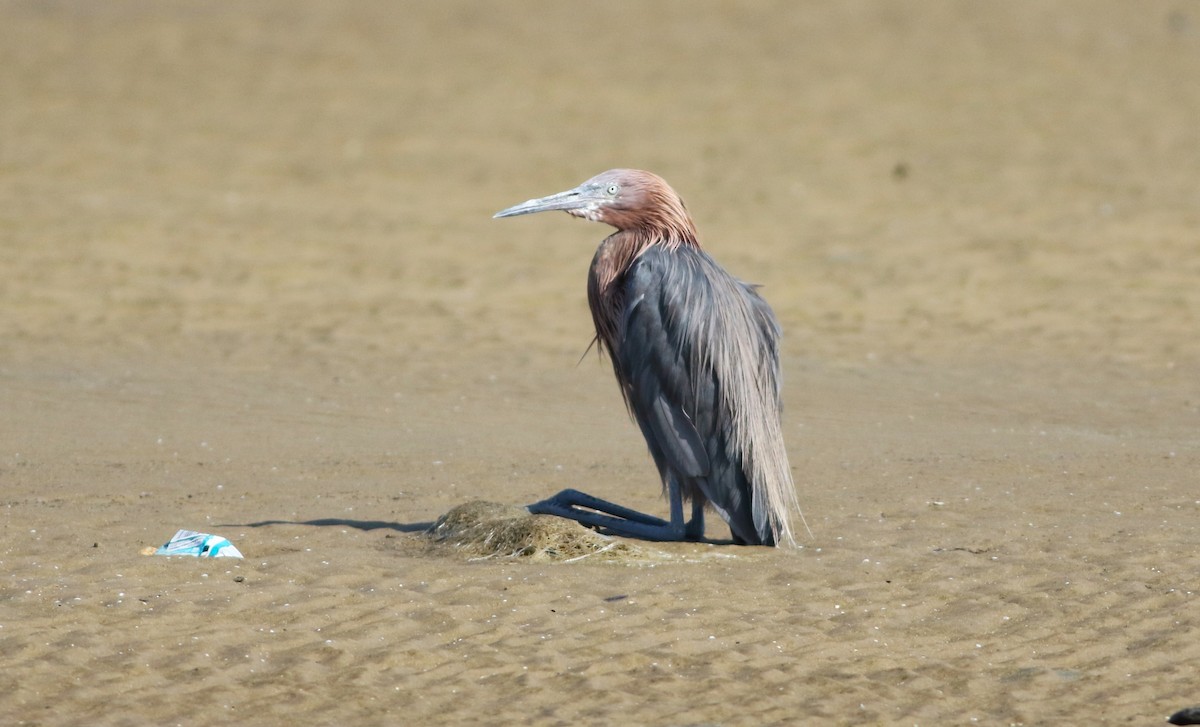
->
[428,500,648,563]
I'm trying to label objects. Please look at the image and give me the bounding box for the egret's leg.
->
[685,497,706,540]
[666,476,686,531]
[527,487,691,542]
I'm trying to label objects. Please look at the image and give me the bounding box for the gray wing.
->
[615,245,771,544]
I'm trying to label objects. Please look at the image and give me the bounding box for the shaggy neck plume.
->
[585,170,707,358]
[599,171,700,251]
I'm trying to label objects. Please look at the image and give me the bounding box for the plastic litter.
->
[154,529,244,558]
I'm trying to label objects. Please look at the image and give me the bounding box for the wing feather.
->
[613,245,796,544]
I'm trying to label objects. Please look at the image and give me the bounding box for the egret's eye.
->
[606,185,619,196]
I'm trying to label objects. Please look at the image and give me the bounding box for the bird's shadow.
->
[222,518,434,533]
[221,516,737,546]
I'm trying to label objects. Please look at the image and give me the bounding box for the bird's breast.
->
[587,252,620,353]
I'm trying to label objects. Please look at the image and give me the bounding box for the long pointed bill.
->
[493,184,602,219]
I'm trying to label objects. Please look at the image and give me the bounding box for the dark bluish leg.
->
[685,496,705,540]
[527,479,695,542]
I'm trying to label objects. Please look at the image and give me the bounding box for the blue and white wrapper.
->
[154,529,244,558]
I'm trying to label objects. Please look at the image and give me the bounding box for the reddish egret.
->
[494,169,804,547]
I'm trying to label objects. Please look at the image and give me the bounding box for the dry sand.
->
[2,1,1199,724]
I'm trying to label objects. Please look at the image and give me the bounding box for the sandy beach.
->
[2,2,1199,724]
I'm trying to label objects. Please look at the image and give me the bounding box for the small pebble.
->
[1169,705,1200,725]
[233,575,245,583]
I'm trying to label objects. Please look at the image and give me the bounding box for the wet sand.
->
[2,2,1199,724]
